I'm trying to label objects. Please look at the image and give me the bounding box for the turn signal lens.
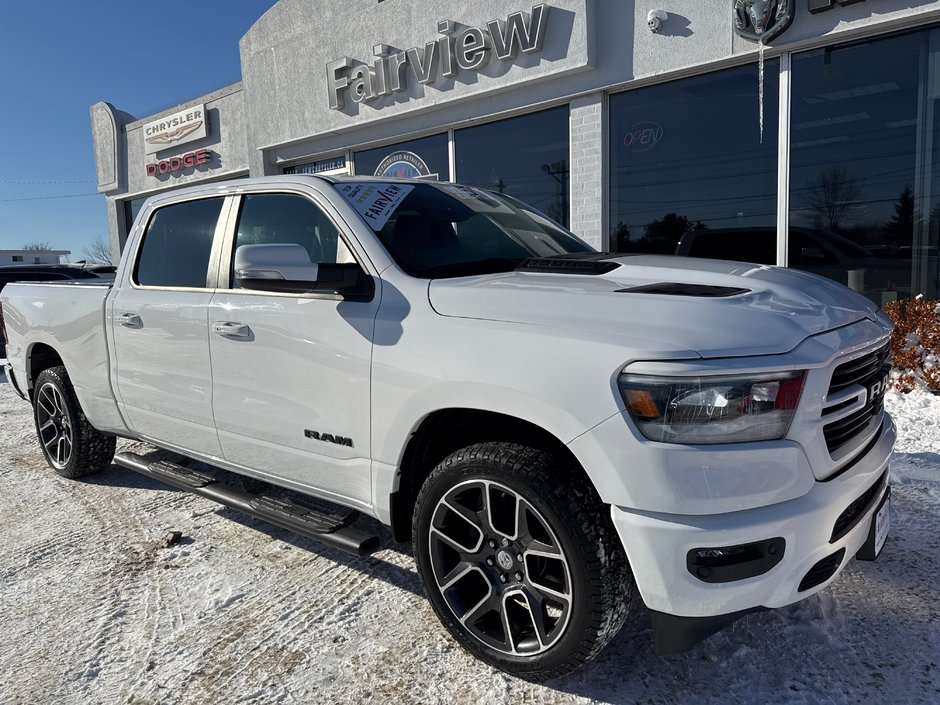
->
[624,389,660,419]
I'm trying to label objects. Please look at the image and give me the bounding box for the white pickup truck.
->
[1,176,894,680]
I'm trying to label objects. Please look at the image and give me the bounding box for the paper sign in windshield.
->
[337,182,414,231]
[441,184,507,211]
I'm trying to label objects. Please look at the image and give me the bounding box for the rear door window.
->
[134,197,224,288]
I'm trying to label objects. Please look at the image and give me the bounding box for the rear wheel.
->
[33,366,115,478]
[413,442,634,681]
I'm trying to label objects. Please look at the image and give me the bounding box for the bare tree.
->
[804,166,863,232]
[82,235,114,265]
[21,240,54,251]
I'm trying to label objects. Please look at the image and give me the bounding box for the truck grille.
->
[828,343,890,393]
[822,343,891,455]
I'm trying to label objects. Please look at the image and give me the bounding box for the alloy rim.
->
[428,479,572,656]
[36,382,73,470]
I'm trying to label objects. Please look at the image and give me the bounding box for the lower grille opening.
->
[830,471,888,543]
[798,548,846,592]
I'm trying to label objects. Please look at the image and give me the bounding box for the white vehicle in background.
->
[1,176,894,680]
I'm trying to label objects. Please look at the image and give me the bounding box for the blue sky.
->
[0,1,278,260]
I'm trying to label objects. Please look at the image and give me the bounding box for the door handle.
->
[118,312,142,327]
[213,321,251,338]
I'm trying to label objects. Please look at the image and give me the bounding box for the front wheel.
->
[33,366,115,479]
[413,442,635,681]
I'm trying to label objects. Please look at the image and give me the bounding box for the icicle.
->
[758,39,765,144]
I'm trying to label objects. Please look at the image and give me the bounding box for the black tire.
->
[412,442,635,681]
[32,366,115,479]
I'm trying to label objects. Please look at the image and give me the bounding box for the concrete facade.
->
[0,250,70,265]
[91,0,940,256]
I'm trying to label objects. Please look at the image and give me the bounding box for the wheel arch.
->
[389,408,594,542]
[25,342,65,399]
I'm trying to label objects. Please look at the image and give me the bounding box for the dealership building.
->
[91,0,940,304]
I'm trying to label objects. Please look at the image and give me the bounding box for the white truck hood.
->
[428,255,883,358]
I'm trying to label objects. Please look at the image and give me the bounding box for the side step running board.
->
[114,452,381,557]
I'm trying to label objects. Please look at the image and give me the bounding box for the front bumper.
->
[611,415,894,620]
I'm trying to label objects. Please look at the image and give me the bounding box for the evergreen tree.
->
[885,185,915,247]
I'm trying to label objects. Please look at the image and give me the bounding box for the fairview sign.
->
[327,5,549,110]
[143,105,208,155]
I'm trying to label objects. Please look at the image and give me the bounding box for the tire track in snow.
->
[184,556,372,701]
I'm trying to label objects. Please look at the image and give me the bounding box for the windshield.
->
[334,181,592,278]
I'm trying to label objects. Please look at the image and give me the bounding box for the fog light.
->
[687,538,785,583]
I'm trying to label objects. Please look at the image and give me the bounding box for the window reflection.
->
[354,134,448,179]
[609,63,779,256]
[124,197,146,235]
[791,30,940,303]
[455,106,570,227]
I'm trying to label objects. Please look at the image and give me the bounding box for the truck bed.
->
[1,280,126,434]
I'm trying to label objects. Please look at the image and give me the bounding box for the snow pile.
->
[0,373,939,704]
[886,386,940,455]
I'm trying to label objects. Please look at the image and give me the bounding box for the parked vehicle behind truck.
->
[1,176,894,680]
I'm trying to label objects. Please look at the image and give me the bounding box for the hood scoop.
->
[617,282,751,297]
[517,252,624,275]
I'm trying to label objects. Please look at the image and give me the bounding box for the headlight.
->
[619,370,806,444]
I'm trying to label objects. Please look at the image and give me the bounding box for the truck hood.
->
[427,255,884,358]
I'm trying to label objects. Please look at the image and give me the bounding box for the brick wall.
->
[568,93,606,251]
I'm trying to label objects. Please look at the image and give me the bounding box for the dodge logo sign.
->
[145,149,211,177]
[734,0,795,43]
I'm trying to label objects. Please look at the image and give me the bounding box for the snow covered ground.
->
[0,368,938,705]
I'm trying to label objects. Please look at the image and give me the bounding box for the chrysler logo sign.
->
[327,5,549,110]
[143,105,208,155]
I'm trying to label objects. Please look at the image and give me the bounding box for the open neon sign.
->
[623,123,664,152]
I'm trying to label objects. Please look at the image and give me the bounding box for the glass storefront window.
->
[354,133,448,179]
[609,62,779,256]
[284,155,348,175]
[123,197,147,235]
[455,106,570,227]
[791,29,940,304]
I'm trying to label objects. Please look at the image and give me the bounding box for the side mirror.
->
[234,244,365,295]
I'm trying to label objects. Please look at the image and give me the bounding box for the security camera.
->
[647,9,668,33]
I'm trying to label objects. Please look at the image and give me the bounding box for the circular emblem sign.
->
[374,151,431,178]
